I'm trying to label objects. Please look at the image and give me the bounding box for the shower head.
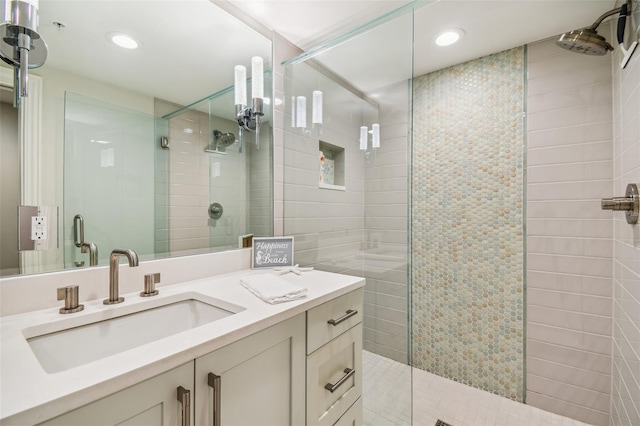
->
[555,4,624,55]
[206,130,237,154]
[556,29,613,55]
[213,130,236,148]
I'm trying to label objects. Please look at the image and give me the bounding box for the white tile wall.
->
[272,34,302,237]
[248,120,273,238]
[526,37,614,426]
[363,81,409,363]
[609,22,640,426]
[282,61,367,276]
[155,98,250,255]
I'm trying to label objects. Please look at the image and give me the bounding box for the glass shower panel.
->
[284,60,374,274]
[283,7,414,425]
[64,92,156,267]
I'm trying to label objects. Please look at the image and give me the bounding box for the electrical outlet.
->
[31,216,48,240]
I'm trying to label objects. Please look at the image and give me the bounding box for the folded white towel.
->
[240,273,308,304]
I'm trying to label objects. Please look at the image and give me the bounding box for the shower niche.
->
[318,141,345,191]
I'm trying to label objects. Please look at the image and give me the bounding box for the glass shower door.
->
[282,6,415,425]
[64,93,156,267]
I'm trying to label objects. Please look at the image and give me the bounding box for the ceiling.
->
[32,0,270,108]
[232,0,618,93]
[6,0,621,110]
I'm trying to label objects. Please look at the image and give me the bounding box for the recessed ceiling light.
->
[435,29,465,47]
[107,32,139,50]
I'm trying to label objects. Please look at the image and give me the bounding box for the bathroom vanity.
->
[0,269,364,426]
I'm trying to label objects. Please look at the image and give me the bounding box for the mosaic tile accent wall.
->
[411,47,526,401]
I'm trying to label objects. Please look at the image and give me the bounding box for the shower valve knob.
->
[601,183,639,224]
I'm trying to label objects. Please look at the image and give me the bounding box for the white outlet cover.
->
[31,216,48,240]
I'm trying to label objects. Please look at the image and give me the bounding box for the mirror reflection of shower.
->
[206,129,237,154]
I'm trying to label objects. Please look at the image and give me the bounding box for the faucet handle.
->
[57,285,85,314]
[141,273,160,297]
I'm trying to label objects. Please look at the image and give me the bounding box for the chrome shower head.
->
[555,4,626,55]
[213,130,236,148]
[556,29,613,55]
[206,130,237,154]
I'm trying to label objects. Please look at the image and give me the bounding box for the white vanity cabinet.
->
[37,362,194,426]
[30,287,364,426]
[194,314,306,426]
[38,314,305,426]
[306,289,364,426]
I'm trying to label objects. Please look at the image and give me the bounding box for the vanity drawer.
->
[333,398,363,426]
[307,323,363,426]
[307,289,363,354]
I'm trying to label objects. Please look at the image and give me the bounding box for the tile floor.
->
[362,351,593,426]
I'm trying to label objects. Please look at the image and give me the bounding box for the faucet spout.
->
[104,248,139,305]
[80,241,99,266]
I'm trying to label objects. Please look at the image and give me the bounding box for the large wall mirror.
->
[0,0,273,277]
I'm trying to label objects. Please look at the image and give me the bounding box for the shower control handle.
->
[601,198,634,211]
[601,183,639,224]
[208,202,223,220]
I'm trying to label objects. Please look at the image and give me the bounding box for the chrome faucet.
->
[81,241,98,266]
[104,248,139,305]
[74,214,99,266]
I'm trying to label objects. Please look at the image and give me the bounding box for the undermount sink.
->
[25,294,242,373]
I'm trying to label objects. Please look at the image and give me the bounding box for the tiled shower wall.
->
[411,47,526,401]
[155,99,249,255]
[525,38,613,426]
[363,81,410,363]
[609,23,640,426]
[282,62,367,275]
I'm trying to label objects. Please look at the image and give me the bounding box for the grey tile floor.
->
[362,351,593,426]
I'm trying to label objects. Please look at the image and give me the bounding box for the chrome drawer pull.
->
[324,368,355,393]
[208,373,221,426]
[327,309,357,326]
[176,386,191,426]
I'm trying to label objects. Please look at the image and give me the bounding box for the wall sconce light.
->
[360,126,368,151]
[296,96,307,128]
[0,0,49,108]
[290,90,322,132]
[234,56,264,151]
[360,123,381,152]
[372,123,380,149]
[312,90,323,126]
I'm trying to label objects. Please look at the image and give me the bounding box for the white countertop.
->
[0,269,364,425]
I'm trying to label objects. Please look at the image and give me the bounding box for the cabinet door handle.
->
[208,373,221,426]
[324,368,355,393]
[327,309,357,326]
[176,386,191,426]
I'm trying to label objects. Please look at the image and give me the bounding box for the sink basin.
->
[26,294,241,373]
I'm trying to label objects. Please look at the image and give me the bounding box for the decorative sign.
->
[252,237,294,269]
